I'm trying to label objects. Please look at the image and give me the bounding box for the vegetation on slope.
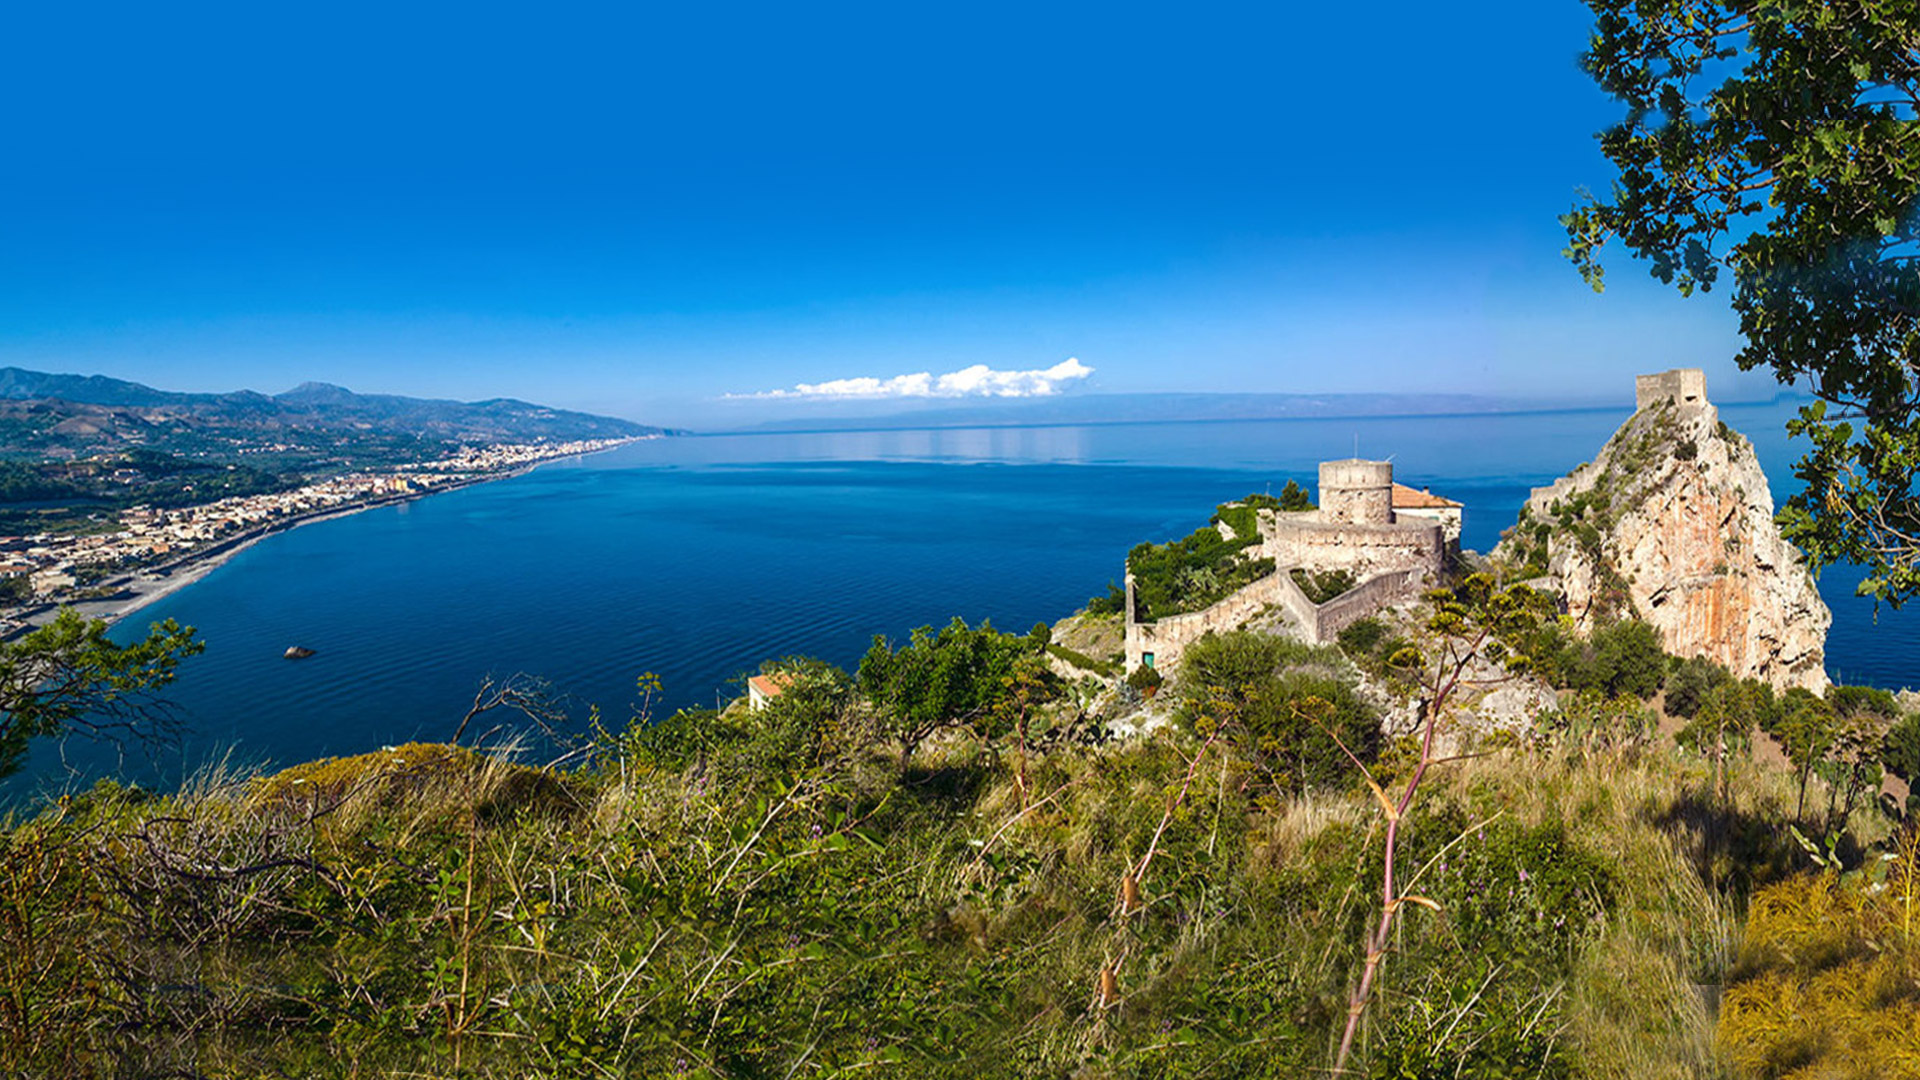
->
[1123,494,1288,622]
[1090,483,1312,621]
[0,449,300,535]
[2,600,1912,1078]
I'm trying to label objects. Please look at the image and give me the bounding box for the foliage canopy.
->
[856,617,1051,764]
[0,609,203,779]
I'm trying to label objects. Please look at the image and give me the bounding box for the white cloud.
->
[732,358,1093,401]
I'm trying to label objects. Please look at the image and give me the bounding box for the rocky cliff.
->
[1495,383,1830,692]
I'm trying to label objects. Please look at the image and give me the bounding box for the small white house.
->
[1390,483,1463,544]
[746,672,794,712]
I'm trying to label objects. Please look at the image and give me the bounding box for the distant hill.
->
[0,367,667,463]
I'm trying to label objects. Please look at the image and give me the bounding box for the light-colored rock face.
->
[1497,398,1831,693]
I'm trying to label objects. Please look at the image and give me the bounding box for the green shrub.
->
[1665,655,1735,718]
[1129,495,1293,620]
[1335,617,1386,657]
[1046,643,1116,676]
[1290,567,1356,604]
[1540,619,1667,699]
[1085,580,1127,616]
[734,659,855,775]
[1176,630,1376,794]
[1828,683,1897,720]
[858,618,1050,764]
[625,703,731,772]
[1884,711,1920,783]
[1335,616,1415,683]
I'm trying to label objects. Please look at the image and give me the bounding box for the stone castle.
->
[1120,366,1833,692]
[1634,368,1706,411]
[1124,458,1451,674]
[1506,367,1831,692]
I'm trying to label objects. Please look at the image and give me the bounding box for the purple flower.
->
[1518,868,1530,882]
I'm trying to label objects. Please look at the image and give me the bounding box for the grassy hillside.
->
[2,618,1906,1078]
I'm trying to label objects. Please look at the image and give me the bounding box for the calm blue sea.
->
[9,402,1911,796]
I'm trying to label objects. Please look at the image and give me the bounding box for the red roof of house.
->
[748,672,795,699]
[1391,482,1462,510]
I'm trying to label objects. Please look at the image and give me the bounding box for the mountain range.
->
[0,368,666,463]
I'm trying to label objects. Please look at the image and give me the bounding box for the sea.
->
[8,400,1912,798]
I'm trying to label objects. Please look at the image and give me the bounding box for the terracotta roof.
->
[1391,482,1462,510]
[748,672,795,699]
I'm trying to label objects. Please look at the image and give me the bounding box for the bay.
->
[10,401,1911,797]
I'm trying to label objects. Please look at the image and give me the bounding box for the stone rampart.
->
[1123,564,1429,674]
[1528,475,1580,507]
[1310,568,1424,640]
[1261,513,1444,580]
[1124,570,1291,675]
[1270,569,1322,636]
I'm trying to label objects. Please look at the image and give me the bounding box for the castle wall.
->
[1261,513,1444,581]
[1122,562,1430,674]
[1311,568,1425,640]
[1119,456,1449,676]
[1634,368,1707,411]
[1394,505,1462,545]
[1124,570,1293,675]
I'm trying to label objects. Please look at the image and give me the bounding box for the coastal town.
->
[0,435,646,636]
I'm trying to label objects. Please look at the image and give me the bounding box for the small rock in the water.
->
[284,646,316,660]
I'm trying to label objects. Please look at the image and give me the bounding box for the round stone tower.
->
[1319,459,1394,526]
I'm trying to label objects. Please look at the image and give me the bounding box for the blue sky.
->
[0,2,1769,427]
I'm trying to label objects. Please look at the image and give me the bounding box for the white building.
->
[1390,483,1463,545]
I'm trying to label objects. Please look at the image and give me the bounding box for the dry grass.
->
[1716,870,1920,1079]
[1425,746,1861,1080]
